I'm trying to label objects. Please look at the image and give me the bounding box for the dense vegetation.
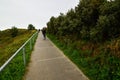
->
[47,0,120,80]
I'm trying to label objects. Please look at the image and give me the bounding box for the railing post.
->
[22,47,26,66]
[33,37,34,43]
[30,39,32,50]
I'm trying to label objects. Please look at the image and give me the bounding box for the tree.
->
[97,0,120,40]
[47,0,120,42]
[28,24,35,30]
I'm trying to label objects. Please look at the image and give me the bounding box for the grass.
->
[0,29,38,80]
[47,34,120,80]
[0,29,36,66]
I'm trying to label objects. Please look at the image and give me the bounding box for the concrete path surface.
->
[24,32,89,80]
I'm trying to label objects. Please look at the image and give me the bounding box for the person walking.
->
[42,27,46,40]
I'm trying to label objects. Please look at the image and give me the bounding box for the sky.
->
[0,0,79,30]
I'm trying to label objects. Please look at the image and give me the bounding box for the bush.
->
[10,27,18,37]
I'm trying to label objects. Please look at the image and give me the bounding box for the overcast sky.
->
[0,0,79,30]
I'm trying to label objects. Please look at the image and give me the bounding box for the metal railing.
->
[0,31,38,72]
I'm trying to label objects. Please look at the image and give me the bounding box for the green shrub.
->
[10,27,18,37]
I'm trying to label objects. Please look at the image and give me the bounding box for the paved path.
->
[24,32,89,80]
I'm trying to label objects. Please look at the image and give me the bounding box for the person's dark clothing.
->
[42,29,46,40]
[38,29,40,32]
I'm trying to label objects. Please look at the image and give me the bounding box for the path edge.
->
[47,37,90,80]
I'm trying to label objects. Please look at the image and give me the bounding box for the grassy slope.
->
[0,29,36,66]
[47,34,120,80]
[0,29,38,80]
